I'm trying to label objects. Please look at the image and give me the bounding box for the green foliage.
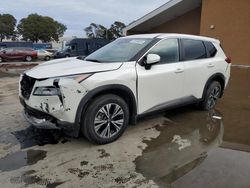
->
[17,13,67,42]
[84,21,126,40]
[0,14,17,42]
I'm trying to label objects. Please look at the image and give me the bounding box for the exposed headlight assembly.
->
[33,74,92,96]
[33,86,60,96]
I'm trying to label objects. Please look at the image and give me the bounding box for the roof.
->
[123,33,220,43]
[123,0,201,34]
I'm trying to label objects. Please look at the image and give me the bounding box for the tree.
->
[84,21,126,40]
[84,23,109,39]
[109,21,126,39]
[17,14,67,43]
[0,14,17,42]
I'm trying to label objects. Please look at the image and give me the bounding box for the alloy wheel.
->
[207,86,221,109]
[94,103,124,138]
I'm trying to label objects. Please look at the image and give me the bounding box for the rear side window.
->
[148,39,179,64]
[204,41,217,57]
[182,39,207,61]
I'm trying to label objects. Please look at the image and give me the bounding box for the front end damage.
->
[19,73,88,137]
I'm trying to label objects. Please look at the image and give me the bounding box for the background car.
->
[0,47,37,62]
[36,49,54,61]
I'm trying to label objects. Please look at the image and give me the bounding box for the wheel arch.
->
[202,73,225,100]
[75,84,137,134]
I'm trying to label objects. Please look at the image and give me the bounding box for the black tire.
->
[25,56,32,62]
[45,56,50,61]
[81,94,129,144]
[199,81,222,111]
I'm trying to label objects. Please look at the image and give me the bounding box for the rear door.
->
[136,38,185,114]
[180,39,212,99]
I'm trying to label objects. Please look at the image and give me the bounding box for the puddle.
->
[135,108,223,187]
[0,149,47,172]
[12,126,70,149]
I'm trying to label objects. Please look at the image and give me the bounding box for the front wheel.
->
[81,94,129,144]
[199,81,222,111]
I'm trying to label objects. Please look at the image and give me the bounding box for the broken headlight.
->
[33,86,61,96]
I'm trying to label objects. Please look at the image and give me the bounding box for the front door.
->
[136,38,185,114]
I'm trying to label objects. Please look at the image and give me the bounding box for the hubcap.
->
[207,86,220,109]
[94,103,124,138]
[26,56,32,61]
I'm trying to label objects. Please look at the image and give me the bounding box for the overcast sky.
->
[0,0,168,37]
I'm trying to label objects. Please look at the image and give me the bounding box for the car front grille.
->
[20,74,36,100]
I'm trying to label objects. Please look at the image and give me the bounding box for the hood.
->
[25,57,122,79]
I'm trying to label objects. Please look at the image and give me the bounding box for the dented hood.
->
[25,57,122,79]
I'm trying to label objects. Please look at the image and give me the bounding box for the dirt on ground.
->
[0,66,249,188]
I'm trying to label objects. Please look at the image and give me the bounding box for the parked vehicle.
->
[37,49,54,61]
[0,47,37,62]
[19,34,231,144]
[0,42,52,50]
[54,38,110,58]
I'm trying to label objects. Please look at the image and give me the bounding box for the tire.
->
[25,56,32,62]
[199,81,222,111]
[81,94,129,144]
[44,56,50,61]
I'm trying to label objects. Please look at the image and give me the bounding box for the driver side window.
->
[148,39,179,64]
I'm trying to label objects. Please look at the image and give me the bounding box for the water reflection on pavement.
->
[135,66,250,188]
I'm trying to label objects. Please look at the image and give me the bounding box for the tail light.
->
[225,57,231,64]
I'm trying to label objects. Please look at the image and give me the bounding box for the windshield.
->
[85,38,153,62]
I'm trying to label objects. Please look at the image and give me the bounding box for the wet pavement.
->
[0,66,249,187]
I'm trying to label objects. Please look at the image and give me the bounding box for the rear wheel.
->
[199,81,222,110]
[81,94,129,144]
[25,56,32,62]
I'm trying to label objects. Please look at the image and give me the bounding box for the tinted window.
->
[182,39,207,60]
[148,39,179,64]
[204,41,217,57]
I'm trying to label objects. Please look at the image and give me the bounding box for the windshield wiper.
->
[85,59,101,63]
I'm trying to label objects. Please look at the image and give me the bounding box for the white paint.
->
[172,135,191,151]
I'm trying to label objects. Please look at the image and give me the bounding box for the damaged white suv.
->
[19,34,231,144]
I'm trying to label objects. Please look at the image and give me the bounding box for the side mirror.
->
[144,54,160,70]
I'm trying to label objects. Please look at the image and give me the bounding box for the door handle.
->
[207,63,215,68]
[175,68,184,73]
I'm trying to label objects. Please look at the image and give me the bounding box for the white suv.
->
[19,34,231,144]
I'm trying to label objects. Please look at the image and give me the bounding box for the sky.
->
[0,0,168,37]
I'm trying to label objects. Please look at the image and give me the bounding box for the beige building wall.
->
[149,7,202,35]
[200,0,250,65]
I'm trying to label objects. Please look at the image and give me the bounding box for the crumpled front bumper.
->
[23,110,60,129]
